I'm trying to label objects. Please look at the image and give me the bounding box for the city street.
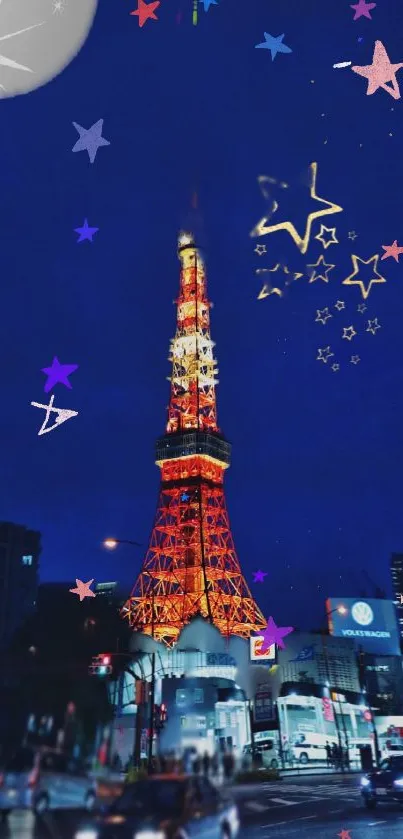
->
[1,775,403,838]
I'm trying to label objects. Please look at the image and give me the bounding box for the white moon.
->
[0,0,98,98]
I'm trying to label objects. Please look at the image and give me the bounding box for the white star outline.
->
[31,394,78,436]
[0,4,45,93]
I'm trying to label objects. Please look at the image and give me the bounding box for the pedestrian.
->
[325,741,332,768]
[332,743,340,770]
[202,751,210,777]
[222,749,234,781]
[192,754,200,775]
[211,752,219,777]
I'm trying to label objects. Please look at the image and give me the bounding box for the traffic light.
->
[89,653,113,676]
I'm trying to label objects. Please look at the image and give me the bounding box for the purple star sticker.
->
[41,357,79,393]
[260,616,294,651]
[253,570,267,583]
[75,219,99,243]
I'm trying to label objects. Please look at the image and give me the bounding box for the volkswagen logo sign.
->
[351,601,374,626]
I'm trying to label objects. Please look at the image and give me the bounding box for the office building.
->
[391,553,403,640]
[0,521,40,647]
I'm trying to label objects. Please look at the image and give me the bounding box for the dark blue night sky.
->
[1,0,403,631]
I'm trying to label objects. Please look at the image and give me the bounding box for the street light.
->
[327,605,348,618]
[103,538,143,549]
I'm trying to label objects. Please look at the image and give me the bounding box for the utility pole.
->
[320,631,345,772]
[147,652,156,774]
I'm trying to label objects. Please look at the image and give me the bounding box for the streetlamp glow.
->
[103,539,118,549]
[337,605,347,615]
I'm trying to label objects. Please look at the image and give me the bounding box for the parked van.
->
[291,733,330,765]
[242,739,280,769]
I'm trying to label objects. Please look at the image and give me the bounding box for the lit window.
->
[176,689,188,707]
[193,688,204,703]
[22,555,33,566]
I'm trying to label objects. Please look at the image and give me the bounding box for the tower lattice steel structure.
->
[122,225,266,646]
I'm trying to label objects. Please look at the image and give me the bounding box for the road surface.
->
[1,774,402,838]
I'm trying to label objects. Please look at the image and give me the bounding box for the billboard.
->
[250,636,276,663]
[326,597,401,655]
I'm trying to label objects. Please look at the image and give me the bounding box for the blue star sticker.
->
[181,492,190,501]
[199,0,218,11]
[255,32,292,61]
[74,219,99,243]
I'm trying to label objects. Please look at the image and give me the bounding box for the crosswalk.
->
[240,781,361,813]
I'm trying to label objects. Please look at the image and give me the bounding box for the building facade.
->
[391,553,403,641]
[0,521,40,648]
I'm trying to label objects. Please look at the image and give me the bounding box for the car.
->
[381,744,403,760]
[0,746,97,818]
[242,741,280,769]
[361,755,403,809]
[75,774,240,839]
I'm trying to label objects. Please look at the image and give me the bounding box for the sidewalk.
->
[277,766,361,777]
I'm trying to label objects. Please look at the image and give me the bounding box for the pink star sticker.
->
[260,616,294,651]
[352,41,403,99]
[69,579,96,602]
[338,831,352,839]
[381,240,403,262]
[350,0,376,20]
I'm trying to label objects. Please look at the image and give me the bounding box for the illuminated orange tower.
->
[122,217,266,647]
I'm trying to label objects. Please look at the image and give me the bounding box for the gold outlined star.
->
[351,355,361,364]
[357,303,367,313]
[342,253,386,299]
[307,254,335,283]
[315,307,333,325]
[334,300,345,311]
[317,346,334,363]
[366,317,381,334]
[342,325,357,341]
[256,264,303,299]
[314,224,339,249]
[250,162,343,255]
[331,363,340,372]
[255,244,267,256]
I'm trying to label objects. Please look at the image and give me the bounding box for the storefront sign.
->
[180,715,207,730]
[206,653,237,667]
[326,597,400,655]
[322,697,334,722]
[250,636,276,662]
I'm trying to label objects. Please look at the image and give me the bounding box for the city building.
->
[95,581,123,605]
[109,617,264,767]
[264,630,371,756]
[327,596,403,715]
[390,553,403,640]
[121,221,266,646]
[0,521,40,648]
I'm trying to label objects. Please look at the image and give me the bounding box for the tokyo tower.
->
[122,212,266,647]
